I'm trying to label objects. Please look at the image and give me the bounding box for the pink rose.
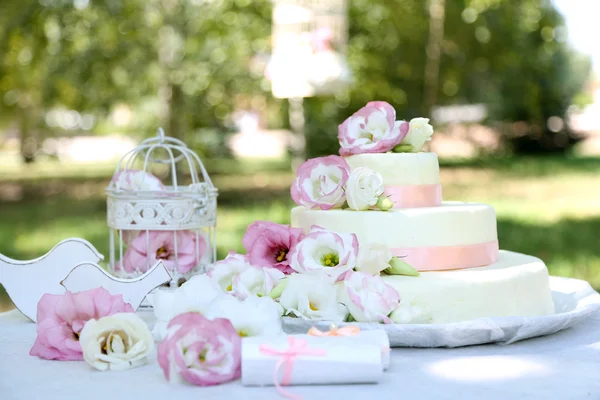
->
[157,312,241,386]
[29,287,134,361]
[289,226,359,280]
[339,270,400,323]
[291,155,351,210]
[121,230,206,274]
[242,221,305,274]
[338,101,409,156]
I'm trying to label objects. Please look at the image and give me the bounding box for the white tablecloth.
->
[1,308,599,400]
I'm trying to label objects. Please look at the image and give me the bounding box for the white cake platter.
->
[282,276,600,348]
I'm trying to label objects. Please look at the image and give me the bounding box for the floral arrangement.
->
[27,220,417,388]
[29,287,156,372]
[291,155,393,211]
[156,221,419,327]
[291,102,434,212]
[338,101,434,156]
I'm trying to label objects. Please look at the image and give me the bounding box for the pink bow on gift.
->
[259,336,327,400]
[307,325,360,337]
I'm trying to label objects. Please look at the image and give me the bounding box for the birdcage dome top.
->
[106,128,216,194]
[105,128,217,232]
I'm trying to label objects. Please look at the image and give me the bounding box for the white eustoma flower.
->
[390,297,431,324]
[355,243,393,275]
[205,295,284,337]
[207,253,251,294]
[79,313,154,371]
[151,274,226,341]
[279,274,348,322]
[289,226,359,279]
[345,167,385,211]
[399,117,434,152]
[232,266,285,300]
[339,270,400,323]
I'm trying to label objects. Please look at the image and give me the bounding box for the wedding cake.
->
[290,101,555,324]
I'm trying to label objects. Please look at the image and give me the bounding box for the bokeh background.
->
[1,0,599,312]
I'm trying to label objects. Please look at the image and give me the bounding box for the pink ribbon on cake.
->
[392,240,499,271]
[259,337,327,400]
[384,184,442,208]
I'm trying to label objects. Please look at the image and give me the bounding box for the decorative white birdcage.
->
[105,128,217,288]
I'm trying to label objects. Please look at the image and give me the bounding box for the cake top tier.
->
[345,153,440,186]
[290,101,439,211]
[338,101,434,156]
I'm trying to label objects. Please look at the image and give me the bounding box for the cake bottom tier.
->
[385,250,555,324]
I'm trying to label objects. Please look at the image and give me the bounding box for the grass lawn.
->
[1,155,599,312]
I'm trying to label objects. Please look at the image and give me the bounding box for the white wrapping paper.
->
[283,277,600,348]
[296,329,391,370]
[242,335,383,386]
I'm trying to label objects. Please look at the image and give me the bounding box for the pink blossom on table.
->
[242,221,305,274]
[338,101,409,156]
[290,155,351,210]
[157,312,241,386]
[121,230,206,274]
[339,270,400,323]
[289,226,359,280]
[29,287,134,361]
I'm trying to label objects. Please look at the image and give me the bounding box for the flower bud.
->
[384,257,420,276]
[269,277,288,299]
[392,143,414,153]
[376,195,394,211]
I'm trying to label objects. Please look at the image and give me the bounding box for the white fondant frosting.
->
[291,202,498,248]
[344,153,440,185]
[386,251,555,324]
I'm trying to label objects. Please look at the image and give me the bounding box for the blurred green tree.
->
[0,0,591,162]
[304,0,591,157]
[0,0,273,161]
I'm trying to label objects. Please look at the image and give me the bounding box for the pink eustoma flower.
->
[121,230,206,274]
[157,312,242,386]
[29,287,134,361]
[338,101,409,156]
[242,221,305,274]
[290,155,351,210]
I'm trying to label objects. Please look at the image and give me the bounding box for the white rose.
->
[80,313,154,371]
[338,271,400,323]
[279,274,348,322]
[152,274,226,341]
[355,243,393,275]
[205,295,284,337]
[345,167,385,211]
[232,266,285,300]
[399,117,434,152]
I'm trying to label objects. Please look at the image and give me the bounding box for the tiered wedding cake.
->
[290,102,554,324]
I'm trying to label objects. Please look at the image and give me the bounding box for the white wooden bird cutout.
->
[61,260,172,311]
[0,238,104,322]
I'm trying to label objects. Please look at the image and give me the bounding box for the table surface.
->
[1,308,599,400]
